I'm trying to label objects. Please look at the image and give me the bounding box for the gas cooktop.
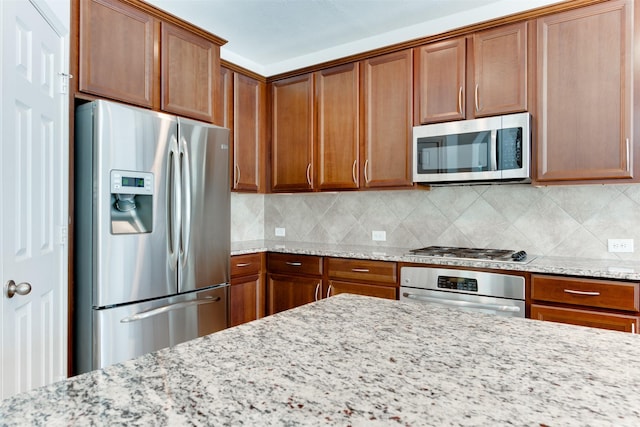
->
[408,246,531,263]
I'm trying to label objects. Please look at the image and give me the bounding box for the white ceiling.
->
[145,0,565,77]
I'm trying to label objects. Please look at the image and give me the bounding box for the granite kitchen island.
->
[2,294,640,425]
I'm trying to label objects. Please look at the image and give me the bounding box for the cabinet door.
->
[362,50,413,188]
[414,37,466,124]
[536,0,633,182]
[271,74,314,192]
[161,22,219,122]
[326,280,396,300]
[472,21,527,117]
[531,304,639,333]
[78,0,155,107]
[316,63,360,189]
[233,73,266,192]
[267,274,321,315]
[230,275,263,327]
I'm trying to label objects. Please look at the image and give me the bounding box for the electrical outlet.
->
[608,238,634,253]
[275,227,286,237]
[372,230,386,241]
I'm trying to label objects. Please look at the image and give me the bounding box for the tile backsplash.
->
[231,183,640,261]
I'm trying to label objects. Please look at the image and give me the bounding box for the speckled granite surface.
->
[232,240,640,280]
[2,294,640,426]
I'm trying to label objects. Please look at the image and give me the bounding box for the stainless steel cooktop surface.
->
[408,246,532,263]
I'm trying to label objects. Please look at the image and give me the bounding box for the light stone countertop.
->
[232,240,640,281]
[1,293,640,426]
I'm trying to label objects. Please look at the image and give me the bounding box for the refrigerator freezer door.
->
[89,285,228,373]
[178,118,230,293]
[91,101,179,307]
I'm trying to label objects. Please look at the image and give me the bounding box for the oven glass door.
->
[400,287,525,318]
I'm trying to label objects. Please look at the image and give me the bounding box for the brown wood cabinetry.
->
[535,0,633,183]
[530,274,640,333]
[222,67,266,192]
[267,253,323,314]
[414,21,527,125]
[160,22,219,123]
[230,253,265,327]
[271,74,314,192]
[361,50,413,188]
[78,0,155,107]
[75,0,224,122]
[326,258,397,300]
[315,63,360,190]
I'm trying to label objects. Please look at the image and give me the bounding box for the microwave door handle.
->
[490,129,498,171]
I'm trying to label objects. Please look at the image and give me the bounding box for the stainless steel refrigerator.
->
[73,100,230,375]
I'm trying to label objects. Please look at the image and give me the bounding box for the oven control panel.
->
[437,276,478,292]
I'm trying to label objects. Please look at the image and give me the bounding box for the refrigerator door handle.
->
[119,296,222,323]
[179,135,191,262]
[168,136,181,263]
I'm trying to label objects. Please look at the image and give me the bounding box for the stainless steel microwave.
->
[412,112,531,184]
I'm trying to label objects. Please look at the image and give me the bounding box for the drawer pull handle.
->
[236,263,251,267]
[285,262,302,267]
[564,289,600,296]
[351,268,370,273]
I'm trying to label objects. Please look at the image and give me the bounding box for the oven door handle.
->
[402,292,522,313]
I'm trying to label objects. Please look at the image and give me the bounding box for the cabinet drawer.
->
[531,304,639,334]
[267,253,323,276]
[327,258,397,285]
[531,274,640,312]
[231,253,262,277]
[327,280,397,300]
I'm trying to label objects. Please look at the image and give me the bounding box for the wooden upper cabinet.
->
[233,73,266,192]
[161,22,219,122]
[78,0,155,107]
[536,0,633,183]
[414,38,466,124]
[362,50,413,188]
[315,63,360,190]
[271,73,314,192]
[414,21,527,124]
[472,21,527,117]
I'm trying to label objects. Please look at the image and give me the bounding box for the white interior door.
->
[0,0,68,399]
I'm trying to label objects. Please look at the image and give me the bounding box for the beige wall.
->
[231,183,640,261]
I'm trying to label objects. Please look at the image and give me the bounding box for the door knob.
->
[5,280,32,298]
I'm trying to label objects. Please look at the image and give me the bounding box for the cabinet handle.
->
[234,164,240,187]
[235,262,251,267]
[315,283,320,301]
[626,138,630,172]
[285,261,302,267]
[352,160,357,184]
[364,159,370,184]
[351,268,370,273]
[326,284,333,298]
[632,322,636,334]
[458,86,463,114]
[306,163,312,187]
[563,289,600,296]
[474,83,479,113]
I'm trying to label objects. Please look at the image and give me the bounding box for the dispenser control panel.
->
[110,170,153,195]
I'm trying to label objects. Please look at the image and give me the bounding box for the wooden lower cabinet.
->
[325,257,398,300]
[230,253,265,327]
[530,273,640,333]
[267,274,322,315]
[531,304,639,334]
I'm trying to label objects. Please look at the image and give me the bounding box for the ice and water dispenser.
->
[110,170,153,234]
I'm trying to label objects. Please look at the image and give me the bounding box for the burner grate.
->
[409,246,527,262]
